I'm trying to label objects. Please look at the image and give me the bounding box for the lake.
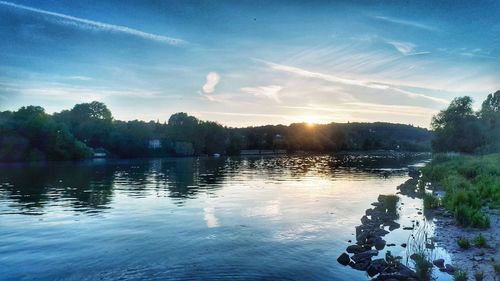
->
[0,153,452,280]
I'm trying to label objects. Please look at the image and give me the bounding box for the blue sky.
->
[0,0,499,127]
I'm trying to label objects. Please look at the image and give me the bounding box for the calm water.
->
[0,154,452,280]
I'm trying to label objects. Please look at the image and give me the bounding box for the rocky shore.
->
[337,168,499,280]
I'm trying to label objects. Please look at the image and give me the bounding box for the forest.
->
[0,101,435,162]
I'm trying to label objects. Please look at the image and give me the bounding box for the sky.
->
[0,0,499,128]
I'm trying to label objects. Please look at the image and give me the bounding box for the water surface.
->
[0,154,450,280]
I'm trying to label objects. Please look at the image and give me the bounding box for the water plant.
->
[406,223,434,281]
[457,237,470,249]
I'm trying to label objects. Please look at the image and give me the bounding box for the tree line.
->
[0,101,433,162]
[431,90,499,153]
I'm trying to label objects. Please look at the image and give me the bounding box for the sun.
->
[304,116,317,127]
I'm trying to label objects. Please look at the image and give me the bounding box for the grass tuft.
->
[457,237,470,249]
[473,233,487,248]
[453,269,468,281]
[423,192,440,210]
[474,271,484,281]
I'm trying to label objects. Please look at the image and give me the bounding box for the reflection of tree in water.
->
[0,154,430,215]
[0,162,115,215]
[161,157,228,204]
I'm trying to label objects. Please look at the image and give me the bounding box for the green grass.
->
[453,269,468,281]
[423,192,440,210]
[421,153,499,228]
[473,234,487,248]
[457,237,470,249]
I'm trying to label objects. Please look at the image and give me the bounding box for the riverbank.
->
[338,154,500,280]
[422,154,500,280]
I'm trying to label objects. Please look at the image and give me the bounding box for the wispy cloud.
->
[0,0,186,45]
[372,15,439,32]
[386,40,430,56]
[202,72,220,94]
[241,85,282,103]
[260,60,449,104]
[0,81,178,101]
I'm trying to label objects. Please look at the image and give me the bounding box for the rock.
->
[349,259,371,271]
[409,253,419,261]
[337,252,350,266]
[403,226,414,230]
[367,258,388,277]
[374,228,390,236]
[346,245,365,254]
[388,222,400,231]
[400,243,407,248]
[386,243,396,247]
[375,238,386,250]
[395,263,417,278]
[417,211,422,215]
[361,215,370,224]
[432,259,445,268]
[351,249,378,263]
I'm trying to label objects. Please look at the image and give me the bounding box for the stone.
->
[351,249,378,263]
[361,215,370,224]
[400,243,407,248]
[388,222,400,231]
[375,238,386,250]
[367,258,388,277]
[432,259,445,268]
[349,259,370,271]
[346,245,365,254]
[337,252,350,266]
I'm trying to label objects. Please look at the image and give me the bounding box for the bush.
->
[457,237,470,249]
[473,234,487,248]
[423,193,440,209]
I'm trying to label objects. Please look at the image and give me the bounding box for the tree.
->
[431,96,485,153]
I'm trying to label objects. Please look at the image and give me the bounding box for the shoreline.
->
[338,164,500,280]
